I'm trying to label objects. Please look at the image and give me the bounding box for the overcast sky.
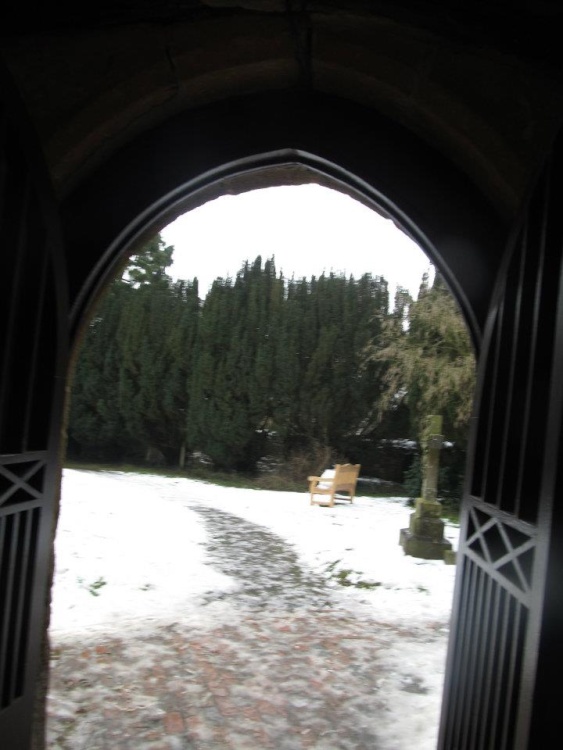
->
[160,184,434,304]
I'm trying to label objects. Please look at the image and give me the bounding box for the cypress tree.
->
[187,256,285,471]
[68,234,201,466]
[367,272,475,444]
[67,280,132,460]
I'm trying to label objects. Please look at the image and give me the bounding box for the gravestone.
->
[399,415,454,560]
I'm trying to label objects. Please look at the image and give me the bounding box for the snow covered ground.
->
[50,468,461,748]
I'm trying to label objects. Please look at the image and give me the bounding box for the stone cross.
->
[421,414,443,502]
[399,413,453,561]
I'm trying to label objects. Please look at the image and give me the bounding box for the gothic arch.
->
[62,91,504,350]
[1,4,563,747]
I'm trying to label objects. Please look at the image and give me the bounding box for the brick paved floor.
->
[47,609,396,749]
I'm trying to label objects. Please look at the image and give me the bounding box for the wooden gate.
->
[439,135,563,748]
[0,64,68,748]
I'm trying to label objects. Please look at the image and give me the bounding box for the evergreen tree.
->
[367,271,476,445]
[125,238,174,285]
[163,279,200,467]
[67,280,132,460]
[68,234,200,465]
[117,273,199,464]
[271,276,311,451]
[188,256,294,471]
[70,237,473,483]
[272,271,389,458]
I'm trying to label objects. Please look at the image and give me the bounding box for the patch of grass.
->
[63,459,409,497]
[77,576,107,597]
[356,479,409,498]
[356,580,382,590]
[88,577,107,596]
[439,502,461,525]
[65,460,182,479]
[336,569,354,586]
[325,559,341,573]
[324,562,382,590]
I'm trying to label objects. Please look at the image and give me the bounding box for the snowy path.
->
[191,503,331,612]
[47,469,460,749]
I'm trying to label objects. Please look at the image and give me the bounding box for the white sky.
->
[50,469,458,749]
[161,184,434,303]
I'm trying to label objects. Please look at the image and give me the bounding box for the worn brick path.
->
[47,608,400,749]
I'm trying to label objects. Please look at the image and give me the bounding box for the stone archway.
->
[2,5,563,746]
[62,91,504,347]
[53,83,563,748]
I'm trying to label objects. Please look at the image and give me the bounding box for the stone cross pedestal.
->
[399,415,454,561]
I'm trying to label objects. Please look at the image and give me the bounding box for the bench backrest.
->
[333,463,360,489]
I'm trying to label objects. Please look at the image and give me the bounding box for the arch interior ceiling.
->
[0,1,560,347]
[0,0,561,216]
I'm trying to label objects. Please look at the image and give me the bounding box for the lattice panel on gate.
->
[470,165,560,526]
[0,455,46,511]
[0,109,57,456]
[0,454,46,712]
[440,133,563,748]
[464,503,535,599]
[0,64,67,748]
[442,554,527,750]
[0,507,41,709]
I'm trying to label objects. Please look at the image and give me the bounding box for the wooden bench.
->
[308,463,361,507]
